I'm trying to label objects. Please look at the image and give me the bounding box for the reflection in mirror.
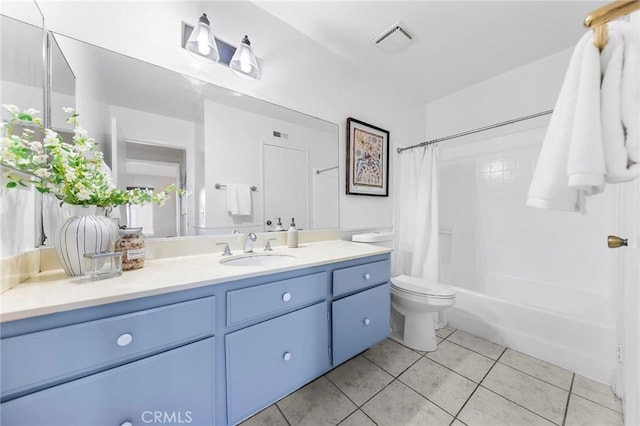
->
[0,14,44,122]
[41,33,339,241]
[49,33,75,132]
[0,7,45,254]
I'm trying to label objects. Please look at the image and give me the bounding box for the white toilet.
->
[352,231,456,352]
[390,275,455,352]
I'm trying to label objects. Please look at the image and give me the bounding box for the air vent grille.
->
[373,21,415,54]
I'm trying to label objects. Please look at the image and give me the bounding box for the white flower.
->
[34,168,51,178]
[74,127,88,138]
[2,104,19,115]
[29,141,43,151]
[25,108,39,116]
[33,154,48,164]
[76,187,92,201]
[65,170,76,181]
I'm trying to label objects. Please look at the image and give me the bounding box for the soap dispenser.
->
[287,218,298,248]
[275,217,284,231]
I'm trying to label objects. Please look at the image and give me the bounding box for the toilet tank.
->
[351,231,393,248]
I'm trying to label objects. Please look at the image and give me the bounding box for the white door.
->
[615,179,639,426]
[263,143,309,230]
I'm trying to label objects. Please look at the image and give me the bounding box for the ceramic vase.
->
[53,205,118,276]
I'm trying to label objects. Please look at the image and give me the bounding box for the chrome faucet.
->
[244,232,257,253]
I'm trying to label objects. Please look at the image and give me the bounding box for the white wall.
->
[36,0,425,236]
[428,47,618,382]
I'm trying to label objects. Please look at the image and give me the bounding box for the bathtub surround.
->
[527,21,640,213]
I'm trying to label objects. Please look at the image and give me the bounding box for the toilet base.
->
[390,307,438,352]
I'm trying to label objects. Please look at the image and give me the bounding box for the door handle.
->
[608,235,628,248]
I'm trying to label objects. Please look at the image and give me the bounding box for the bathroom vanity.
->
[0,242,390,425]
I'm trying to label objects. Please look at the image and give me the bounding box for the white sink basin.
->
[220,253,297,267]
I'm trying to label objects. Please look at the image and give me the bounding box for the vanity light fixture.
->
[229,35,261,80]
[185,13,220,63]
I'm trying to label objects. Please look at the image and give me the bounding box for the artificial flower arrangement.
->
[0,105,183,207]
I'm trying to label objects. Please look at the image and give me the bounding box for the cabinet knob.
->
[364,318,371,326]
[283,352,292,361]
[116,333,133,347]
[282,292,292,302]
[364,273,371,280]
[121,422,133,426]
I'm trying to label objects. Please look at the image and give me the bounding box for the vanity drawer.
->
[1,338,215,426]
[1,296,215,399]
[226,302,330,424]
[332,283,390,365]
[227,272,326,326]
[333,259,390,297]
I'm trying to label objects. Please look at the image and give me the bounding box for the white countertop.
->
[0,240,391,323]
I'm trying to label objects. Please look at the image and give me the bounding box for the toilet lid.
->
[391,275,455,298]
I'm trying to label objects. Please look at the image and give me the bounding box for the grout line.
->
[479,385,563,426]
[439,339,500,363]
[495,358,573,393]
[570,392,624,416]
[451,348,503,420]
[274,403,292,426]
[561,373,576,426]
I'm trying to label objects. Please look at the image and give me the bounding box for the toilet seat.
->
[391,275,455,299]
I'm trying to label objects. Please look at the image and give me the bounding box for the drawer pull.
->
[364,273,371,280]
[282,292,292,302]
[116,333,133,347]
[121,422,133,426]
[364,318,371,326]
[283,352,292,361]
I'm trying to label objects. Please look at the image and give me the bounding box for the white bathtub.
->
[446,284,617,384]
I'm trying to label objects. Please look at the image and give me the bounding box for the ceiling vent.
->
[373,21,414,54]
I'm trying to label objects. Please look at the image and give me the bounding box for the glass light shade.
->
[186,14,220,63]
[230,35,260,80]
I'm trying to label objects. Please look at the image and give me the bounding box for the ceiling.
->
[254,1,610,104]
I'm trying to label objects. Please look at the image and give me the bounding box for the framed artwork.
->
[346,117,389,196]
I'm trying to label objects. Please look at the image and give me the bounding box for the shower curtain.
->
[392,145,440,282]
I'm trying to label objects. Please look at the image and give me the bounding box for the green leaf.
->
[6,182,17,188]
[17,113,33,122]
[18,181,27,187]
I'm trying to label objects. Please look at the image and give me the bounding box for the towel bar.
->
[215,183,258,191]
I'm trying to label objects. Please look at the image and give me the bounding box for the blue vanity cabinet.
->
[1,296,215,400]
[331,259,391,366]
[1,338,215,426]
[226,301,330,425]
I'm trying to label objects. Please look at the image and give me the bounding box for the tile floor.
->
[240,328,624,426]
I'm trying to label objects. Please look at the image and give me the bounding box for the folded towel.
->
[527,22,639,213]
[527,31,602,212]
[226,184,252,216]
[601,21,639,183]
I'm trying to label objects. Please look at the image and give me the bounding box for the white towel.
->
[226,184,252,216]
[527,22,640,213]
[601,21,639,183]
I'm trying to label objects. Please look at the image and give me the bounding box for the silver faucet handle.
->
[264,238,277,251]
[247,232,257,241]
[216,242,232,256]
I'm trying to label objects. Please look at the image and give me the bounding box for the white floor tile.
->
[363,338,421,377]
[362,380,453,426]
[277,376,356,426]
[499,349,573,390]
[565,394,624,426]
[327,355,394,406]
[426,340,495,383]
[572,375,623,413]
[239,405,288,426]
[447,330,505,360]
[399,357,477,415]
[482,363,568,424]
[458,387,555,426]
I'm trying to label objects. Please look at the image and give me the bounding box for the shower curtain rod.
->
[396,109,553,154]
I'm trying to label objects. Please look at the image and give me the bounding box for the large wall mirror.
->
[40,33,339,242]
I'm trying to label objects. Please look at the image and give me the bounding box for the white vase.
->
[53,205,118,277]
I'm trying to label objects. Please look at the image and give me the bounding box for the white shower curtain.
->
[393,145,440,282]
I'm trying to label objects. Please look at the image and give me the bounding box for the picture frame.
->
[346,117,390,196]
